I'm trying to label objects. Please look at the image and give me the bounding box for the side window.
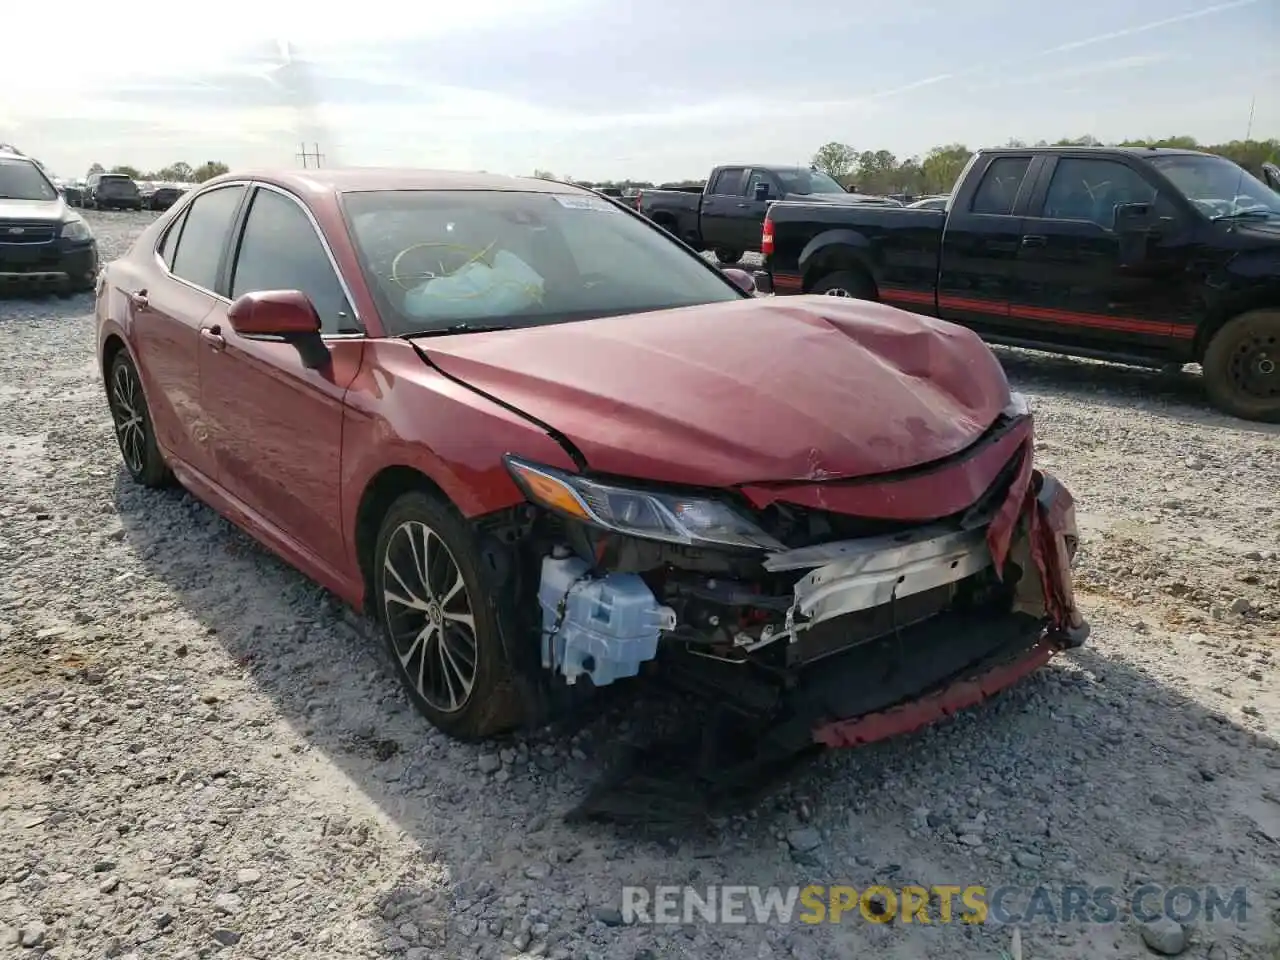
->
[169,185,246,291]
[971,157,1032,216]
[230,188,355,334]
[709,168,746,196]
[1040,158,1158,228]
[156,209,188,271]
[745,169,778,200]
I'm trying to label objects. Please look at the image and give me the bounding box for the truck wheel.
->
[1202,309,1280,422]
[714,248,742,265]
[810,270,874,300]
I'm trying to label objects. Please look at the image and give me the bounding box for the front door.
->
[1009,154,1192,355]
[198,184,363,572]
[131,184,247,483]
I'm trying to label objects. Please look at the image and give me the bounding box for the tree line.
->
[85,160,231,183]
[809,136,1280,196]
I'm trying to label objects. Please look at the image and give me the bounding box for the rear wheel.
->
[373,490,525,740]
[809,269,875,300]
[714,248,743,265]
[107,351,171,487]
[1202,309,1280,422]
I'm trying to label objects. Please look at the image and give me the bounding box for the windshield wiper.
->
[1212,209,1277,221]
[403,321,515,338]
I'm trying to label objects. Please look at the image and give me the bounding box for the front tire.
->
[373,491,524,740]
[1202,309,1280,423]
[107,351,171,487]
[714,248,743,264]
[809,269,875,300]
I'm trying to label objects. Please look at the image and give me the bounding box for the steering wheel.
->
[390,240,496,291]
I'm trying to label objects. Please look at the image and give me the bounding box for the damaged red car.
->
[95,169,1089,765]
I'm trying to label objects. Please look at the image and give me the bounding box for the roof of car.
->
[978,146,1212,158]
[208,168,592,196]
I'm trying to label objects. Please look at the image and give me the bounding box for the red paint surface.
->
[97,170,1023,615]
[418,295,1011,488]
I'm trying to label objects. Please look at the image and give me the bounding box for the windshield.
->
[0,158,58,201]
[341,189,745,336]
[775,168,847,195]
[1149,154,1280,220]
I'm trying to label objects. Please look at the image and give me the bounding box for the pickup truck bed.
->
[761,146,1280,423]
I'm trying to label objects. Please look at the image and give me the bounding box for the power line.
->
[296,142,325,169]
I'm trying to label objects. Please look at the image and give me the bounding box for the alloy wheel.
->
[110,361,146,475]
[823,287,853,297]
[381,520,478,713]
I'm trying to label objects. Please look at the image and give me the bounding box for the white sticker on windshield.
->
[553,193,614,211]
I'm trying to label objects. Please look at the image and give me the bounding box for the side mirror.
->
[1263,162,1280,194]
[1114,202,1158,233]
[753,181,770,202]
[227,290,329,368]
[722,267,756,295]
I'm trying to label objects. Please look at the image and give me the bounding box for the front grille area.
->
[0,221,57,244]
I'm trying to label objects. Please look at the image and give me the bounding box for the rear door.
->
[197,183,363,572]
[698,167,746,254]
[127,185,247,482]
[937,154,1042,333]
[1009,154,1188,354]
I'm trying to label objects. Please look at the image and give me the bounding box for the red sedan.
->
[96,168,1088,760]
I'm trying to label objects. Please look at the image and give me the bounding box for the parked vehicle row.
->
[636,164,899,263]
[93,167,1087,772]
[759,145,1280,422]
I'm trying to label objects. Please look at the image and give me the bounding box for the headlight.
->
[60,218,92,241]
[1002,391,1031,419]
[505,456,786,551]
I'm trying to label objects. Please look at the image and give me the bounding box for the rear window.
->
[100,176,138,193]
[341,188,744,336]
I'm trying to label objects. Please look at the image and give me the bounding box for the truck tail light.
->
[634,190,643,210]
[761,214,774,256]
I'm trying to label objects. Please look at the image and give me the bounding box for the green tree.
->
[532,169,557,180]
[87,162,105,175]
[191,161,229,183]
[811,142,857,179]
[110,165,142,178]
[154,161,193,182]
[920,144,973,193]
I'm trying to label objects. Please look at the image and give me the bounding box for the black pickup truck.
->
[637,164,896,263]
[762,146,1280,422]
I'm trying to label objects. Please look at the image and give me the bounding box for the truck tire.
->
[714,248,742,265]
[1202,309,1280,423]
[809,270,875,300]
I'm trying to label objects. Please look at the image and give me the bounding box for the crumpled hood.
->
[0,198,65,222]
[415,296,1011,488]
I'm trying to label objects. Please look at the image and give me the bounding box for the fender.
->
[797,228,877,282]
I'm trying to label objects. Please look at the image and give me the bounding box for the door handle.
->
[1020,235,1047,248]
[736,203,749,208]
[199,326,225,351]
[127,288,149,308]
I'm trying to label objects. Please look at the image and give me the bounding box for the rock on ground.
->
[0,209,1277,959]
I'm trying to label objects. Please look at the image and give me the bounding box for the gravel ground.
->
[1,209,1278,960]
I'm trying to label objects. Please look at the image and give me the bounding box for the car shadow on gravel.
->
[993,346,1280,437]
[110,469,1280,958]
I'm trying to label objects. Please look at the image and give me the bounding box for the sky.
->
[4,0,1277,183]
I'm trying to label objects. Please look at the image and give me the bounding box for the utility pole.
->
[296,142,325,168]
